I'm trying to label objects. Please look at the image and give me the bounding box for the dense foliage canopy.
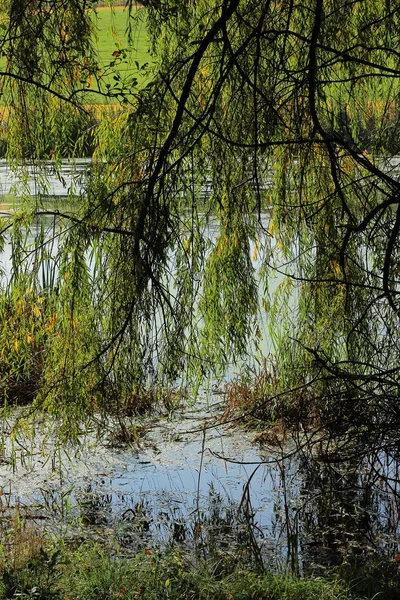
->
[1,0,400,444]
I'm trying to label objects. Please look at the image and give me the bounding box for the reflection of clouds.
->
[0,412,279,556]
[2,409,398,570]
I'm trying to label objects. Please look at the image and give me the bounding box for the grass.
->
[88,6,152,104]
[0,533,364,600]
[0,6,151,108]
[94,7,150,75]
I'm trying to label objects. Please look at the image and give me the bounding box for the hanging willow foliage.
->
[1,0,400,442]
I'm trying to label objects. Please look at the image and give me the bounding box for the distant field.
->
[0,6,151,107]
[91,6,152,104]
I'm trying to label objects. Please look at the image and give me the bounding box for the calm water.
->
[1,404,399,572]
[0,158,90,198]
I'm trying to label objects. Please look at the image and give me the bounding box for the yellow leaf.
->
[60,26,70,42]
[268,219,275,237]
[330,260,341,276]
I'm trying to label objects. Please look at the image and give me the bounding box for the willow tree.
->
[1,0,400,443]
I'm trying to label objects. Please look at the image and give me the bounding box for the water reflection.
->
[297,450,400,574]
[0,158,90,198]
[0,403,399,581]
[32,444,400,577]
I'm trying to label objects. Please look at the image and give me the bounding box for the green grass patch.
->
[0,6,151,107]
[95,7,150,73]
[88,6,152,104]
[0,537,363,600]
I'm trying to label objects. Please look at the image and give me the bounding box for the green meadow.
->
[0,6,150,107]
[90,6,152,104]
